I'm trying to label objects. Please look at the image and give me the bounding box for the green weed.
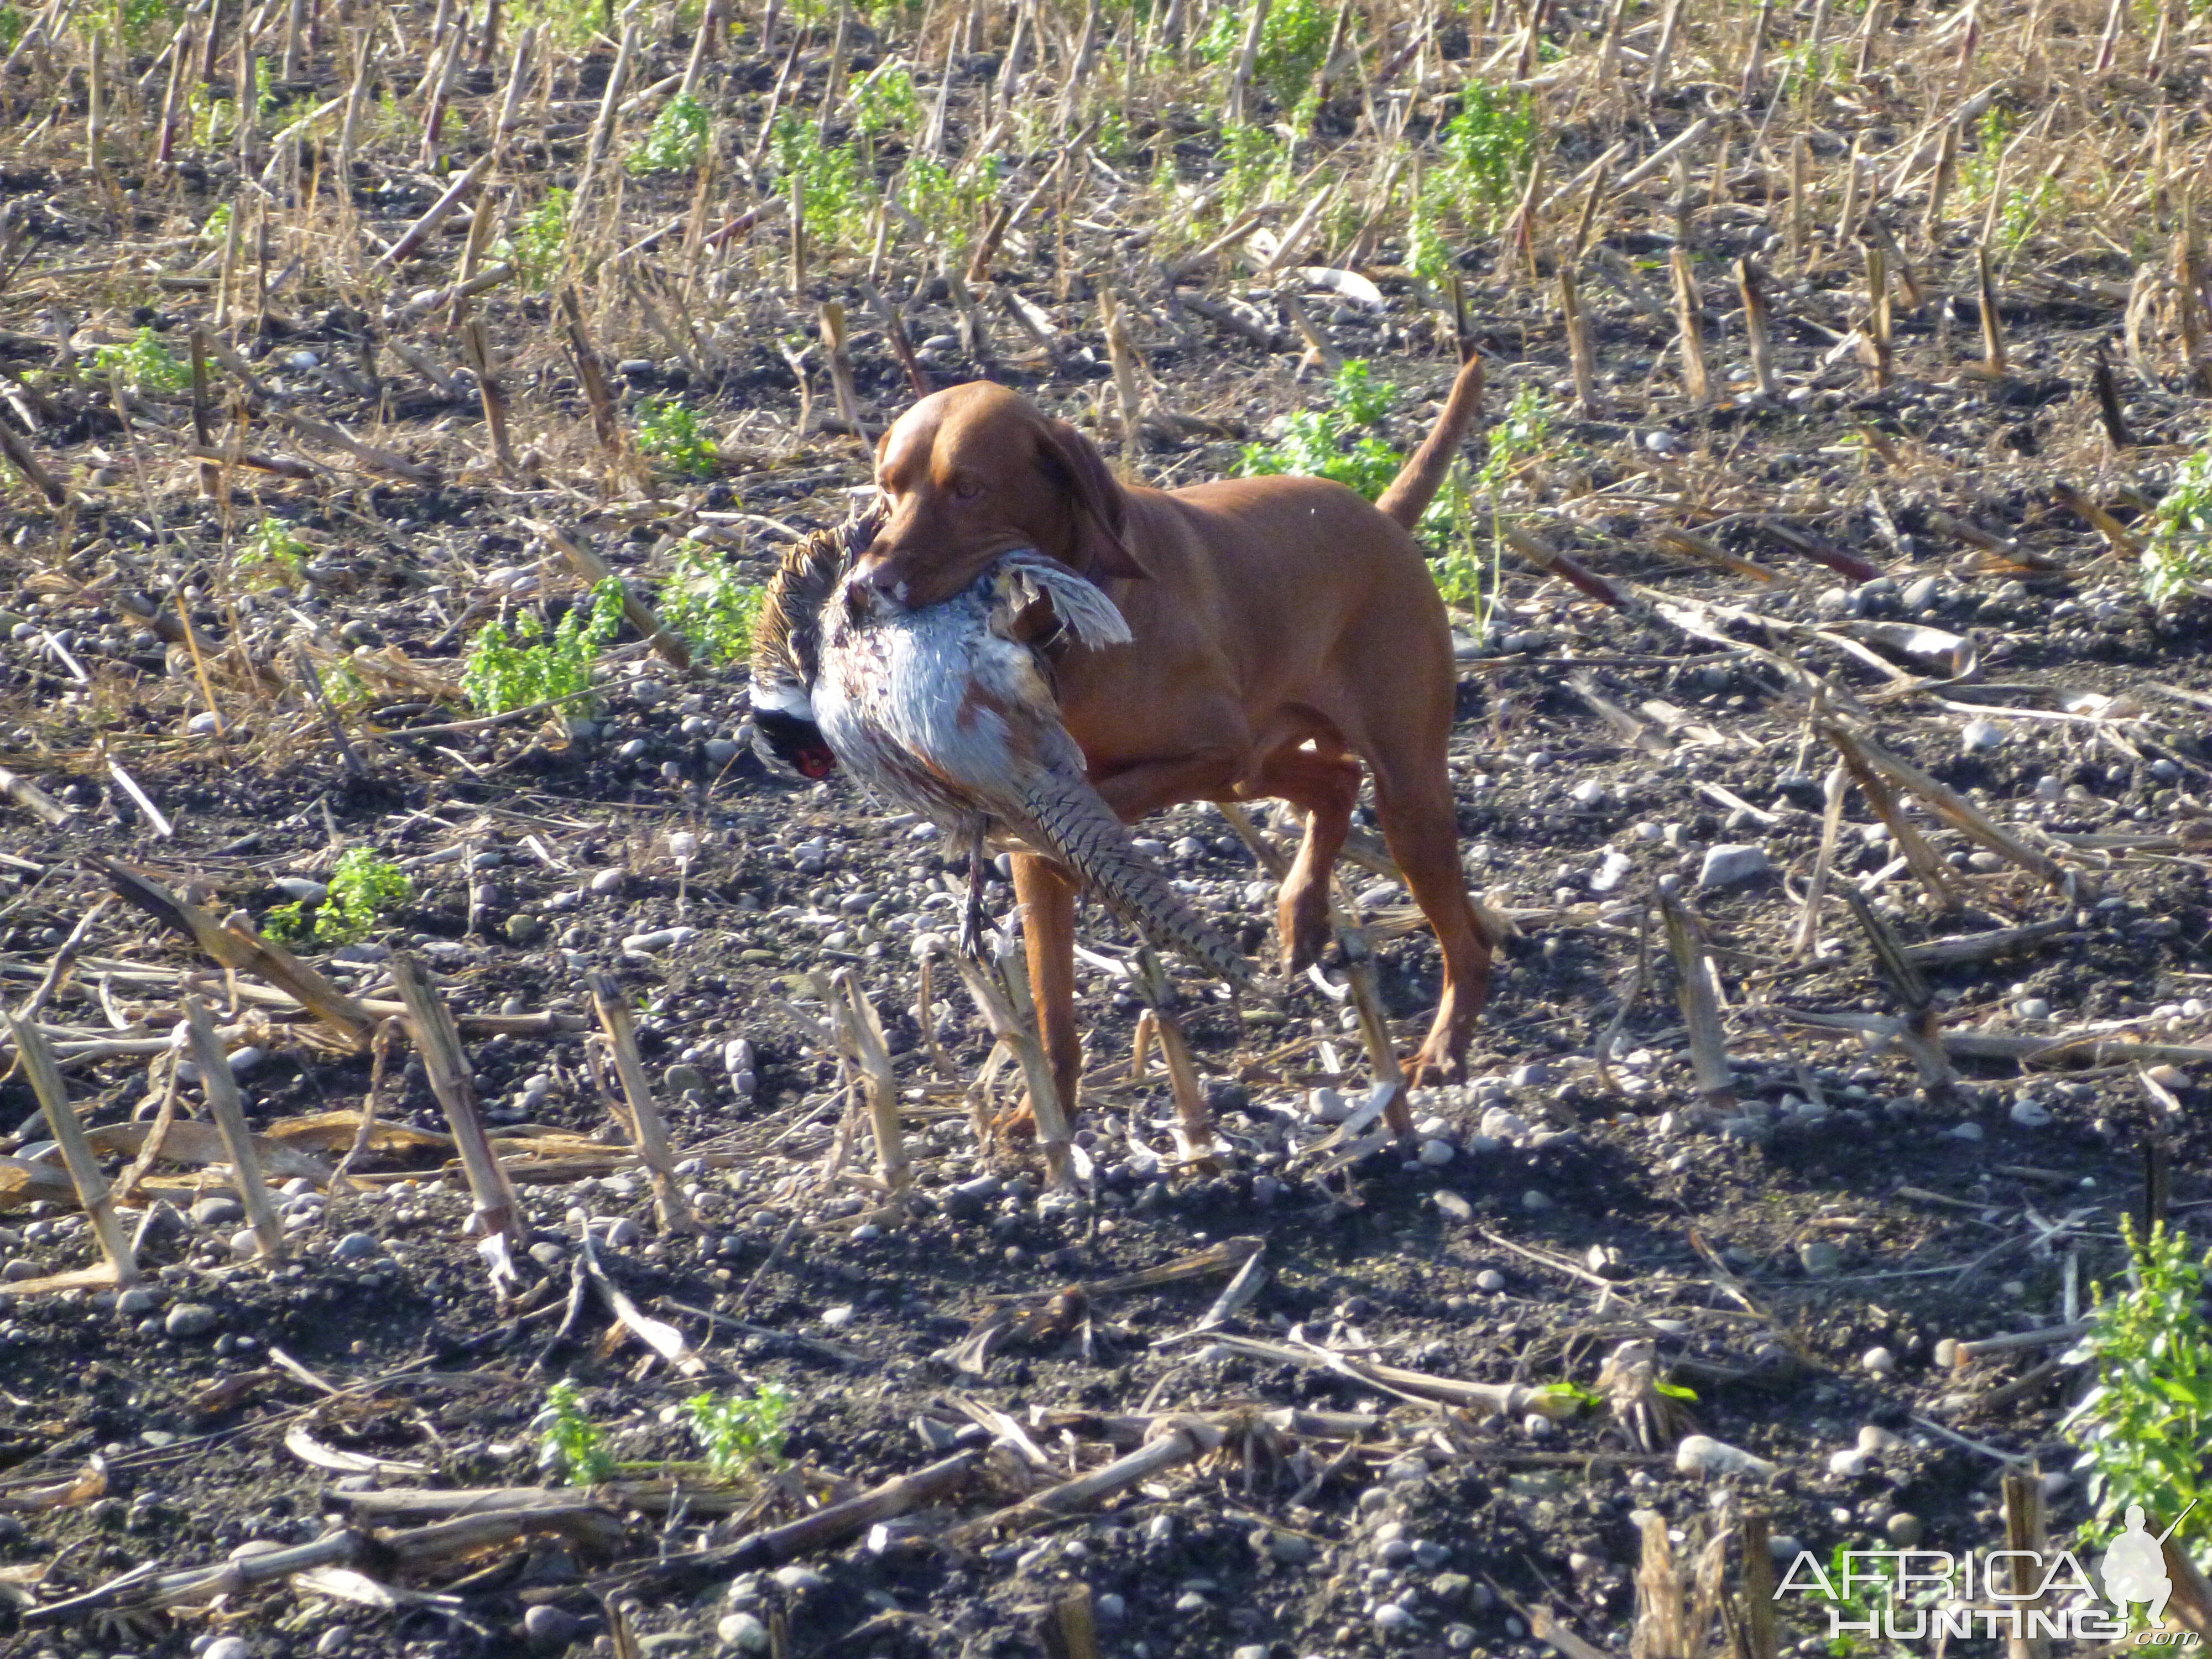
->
[1439,85,1536,219]
[896,152,997,253]
[2143,447,2212,606]
[685,1383,795,1476]
[237,516,309,587]
[0,7,24,48]
[1478,381,1554,497]
[538,1380,616,1486]
[1216,121,1287,220]
[627,93,710,175]
[461,578,626,715]
[2062,1218,2212,1575]
[851,64,919,139]
[635,398,717,477]
[510,0,601,49]
[659,542,763,665]
[265,847,413,947]
[1237,358,1405,501]
[772,114,871,253]
[498,189,570,291]
[93,327,190,395]
[1198,0,1334,109]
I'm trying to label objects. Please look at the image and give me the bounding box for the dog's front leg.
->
[1011,853,1083,1120]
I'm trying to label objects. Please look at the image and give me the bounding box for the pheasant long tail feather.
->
[1019,769,1251,985]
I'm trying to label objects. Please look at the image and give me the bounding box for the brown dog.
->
[853,358,1492,1113]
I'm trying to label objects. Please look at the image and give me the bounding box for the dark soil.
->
[0,4,2209,1657]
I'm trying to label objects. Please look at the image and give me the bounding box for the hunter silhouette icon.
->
[2102,1500,2197,1626]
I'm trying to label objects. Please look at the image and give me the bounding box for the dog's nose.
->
[859,558,912,609]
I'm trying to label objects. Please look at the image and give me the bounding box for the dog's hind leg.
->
[1370,752,1490,1087]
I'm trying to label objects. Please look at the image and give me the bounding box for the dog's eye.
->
[952,476,984,500]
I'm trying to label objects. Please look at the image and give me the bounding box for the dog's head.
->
[853,382,1146,612]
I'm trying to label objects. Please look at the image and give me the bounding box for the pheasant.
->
[749,509,1248,983]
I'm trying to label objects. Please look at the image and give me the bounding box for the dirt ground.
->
[0,0,2208,1653]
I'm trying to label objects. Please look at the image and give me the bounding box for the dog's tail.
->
[1374,354,1485,531]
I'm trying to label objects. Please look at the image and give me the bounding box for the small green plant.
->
[538,1380,616,1486]
[2143,446,2212,606]
[771,114,871,254]
[265,846,413,946]
[1199,0,1334,109]
[627,92,710,175]
[0,6,24,48]
[686,1383,795,1476]
[199,201,233,246]
[497,188,570,291]
[1216,121,1287,221]
[92,327,190,395]
[1478,381,1554,497]
[461,578,626,716]
[510,0,601,48]
[238,516,309,586]
[2062,1218,2212,1578]
[1237,358,1406,501]
[895,152,998,254]
[634,398,717,477]
[659,542,763,665]
[1820,1540,1895,1658]
[850,63,919,139]
[1439,85,1537,218]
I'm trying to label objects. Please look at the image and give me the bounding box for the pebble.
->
[1384,1453,1430,1483]
[273,878,329,903]
[589,869,627,895]
[1798,1240,1840,1276]
[772,1565,829,1594]
[704,738,742,767]
[1902,575,1940,612]
[529,1242,566,1269]
[1375,1604,1417,1632]
[1590,849,1633,893]
[523,1605,581,1650]
[1258,1529,1314,1564]
[664,1063,706,1095]
[1094,1593,1126,1623]
[190,1196,244,1228]
[117,1286,160,1316]
[1698,843,1771,888]
[623,927,698,954]
[1418,1139,1454,1166]
[1861,1345,1896,1376]
[205,1642,253,1659]
[1568,779,1608,807]
[1475,1269,1505,1293]
[1676,1434,1778,1481]
[1885,1512,1925,1547]
[1234,1647,1272,1659]
[504,914,545,946]
[165,1303,219,1338]
[1960,718,2007,753]
[1174,1591,1208,1611]
[2008,1095,2052,1128]
[2013,997,2052,1021]
[821,1305,855,1329]
[316,1627,352,1656]
[1948,1121,1985,1142]
[716,1612,769,1653]
[335,1232,379,1261]
[1933,1337,1960,1368]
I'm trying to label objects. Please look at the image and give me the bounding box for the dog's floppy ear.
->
[1037,417,1147,582]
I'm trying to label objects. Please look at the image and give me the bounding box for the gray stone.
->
[772,1565,828,1594]
[664,1063,706,1095]
[165,1302,219,1338]
[716,1612,769,1653]
[1798,1240,1841,1277]
[505,914,546,946]
[205,1638,253,1659]
[523,1603,582,1650]
[1698,843,1772,888]
[190,1196,244,1228]
[315,1626,352,1656]
[1094,1593,1126,1623]
[335,1232,379,1261]
[705,738,741,767]
[589,868,627,895]
[116,1286,160,1317]
[1884,1511,1924,1547]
